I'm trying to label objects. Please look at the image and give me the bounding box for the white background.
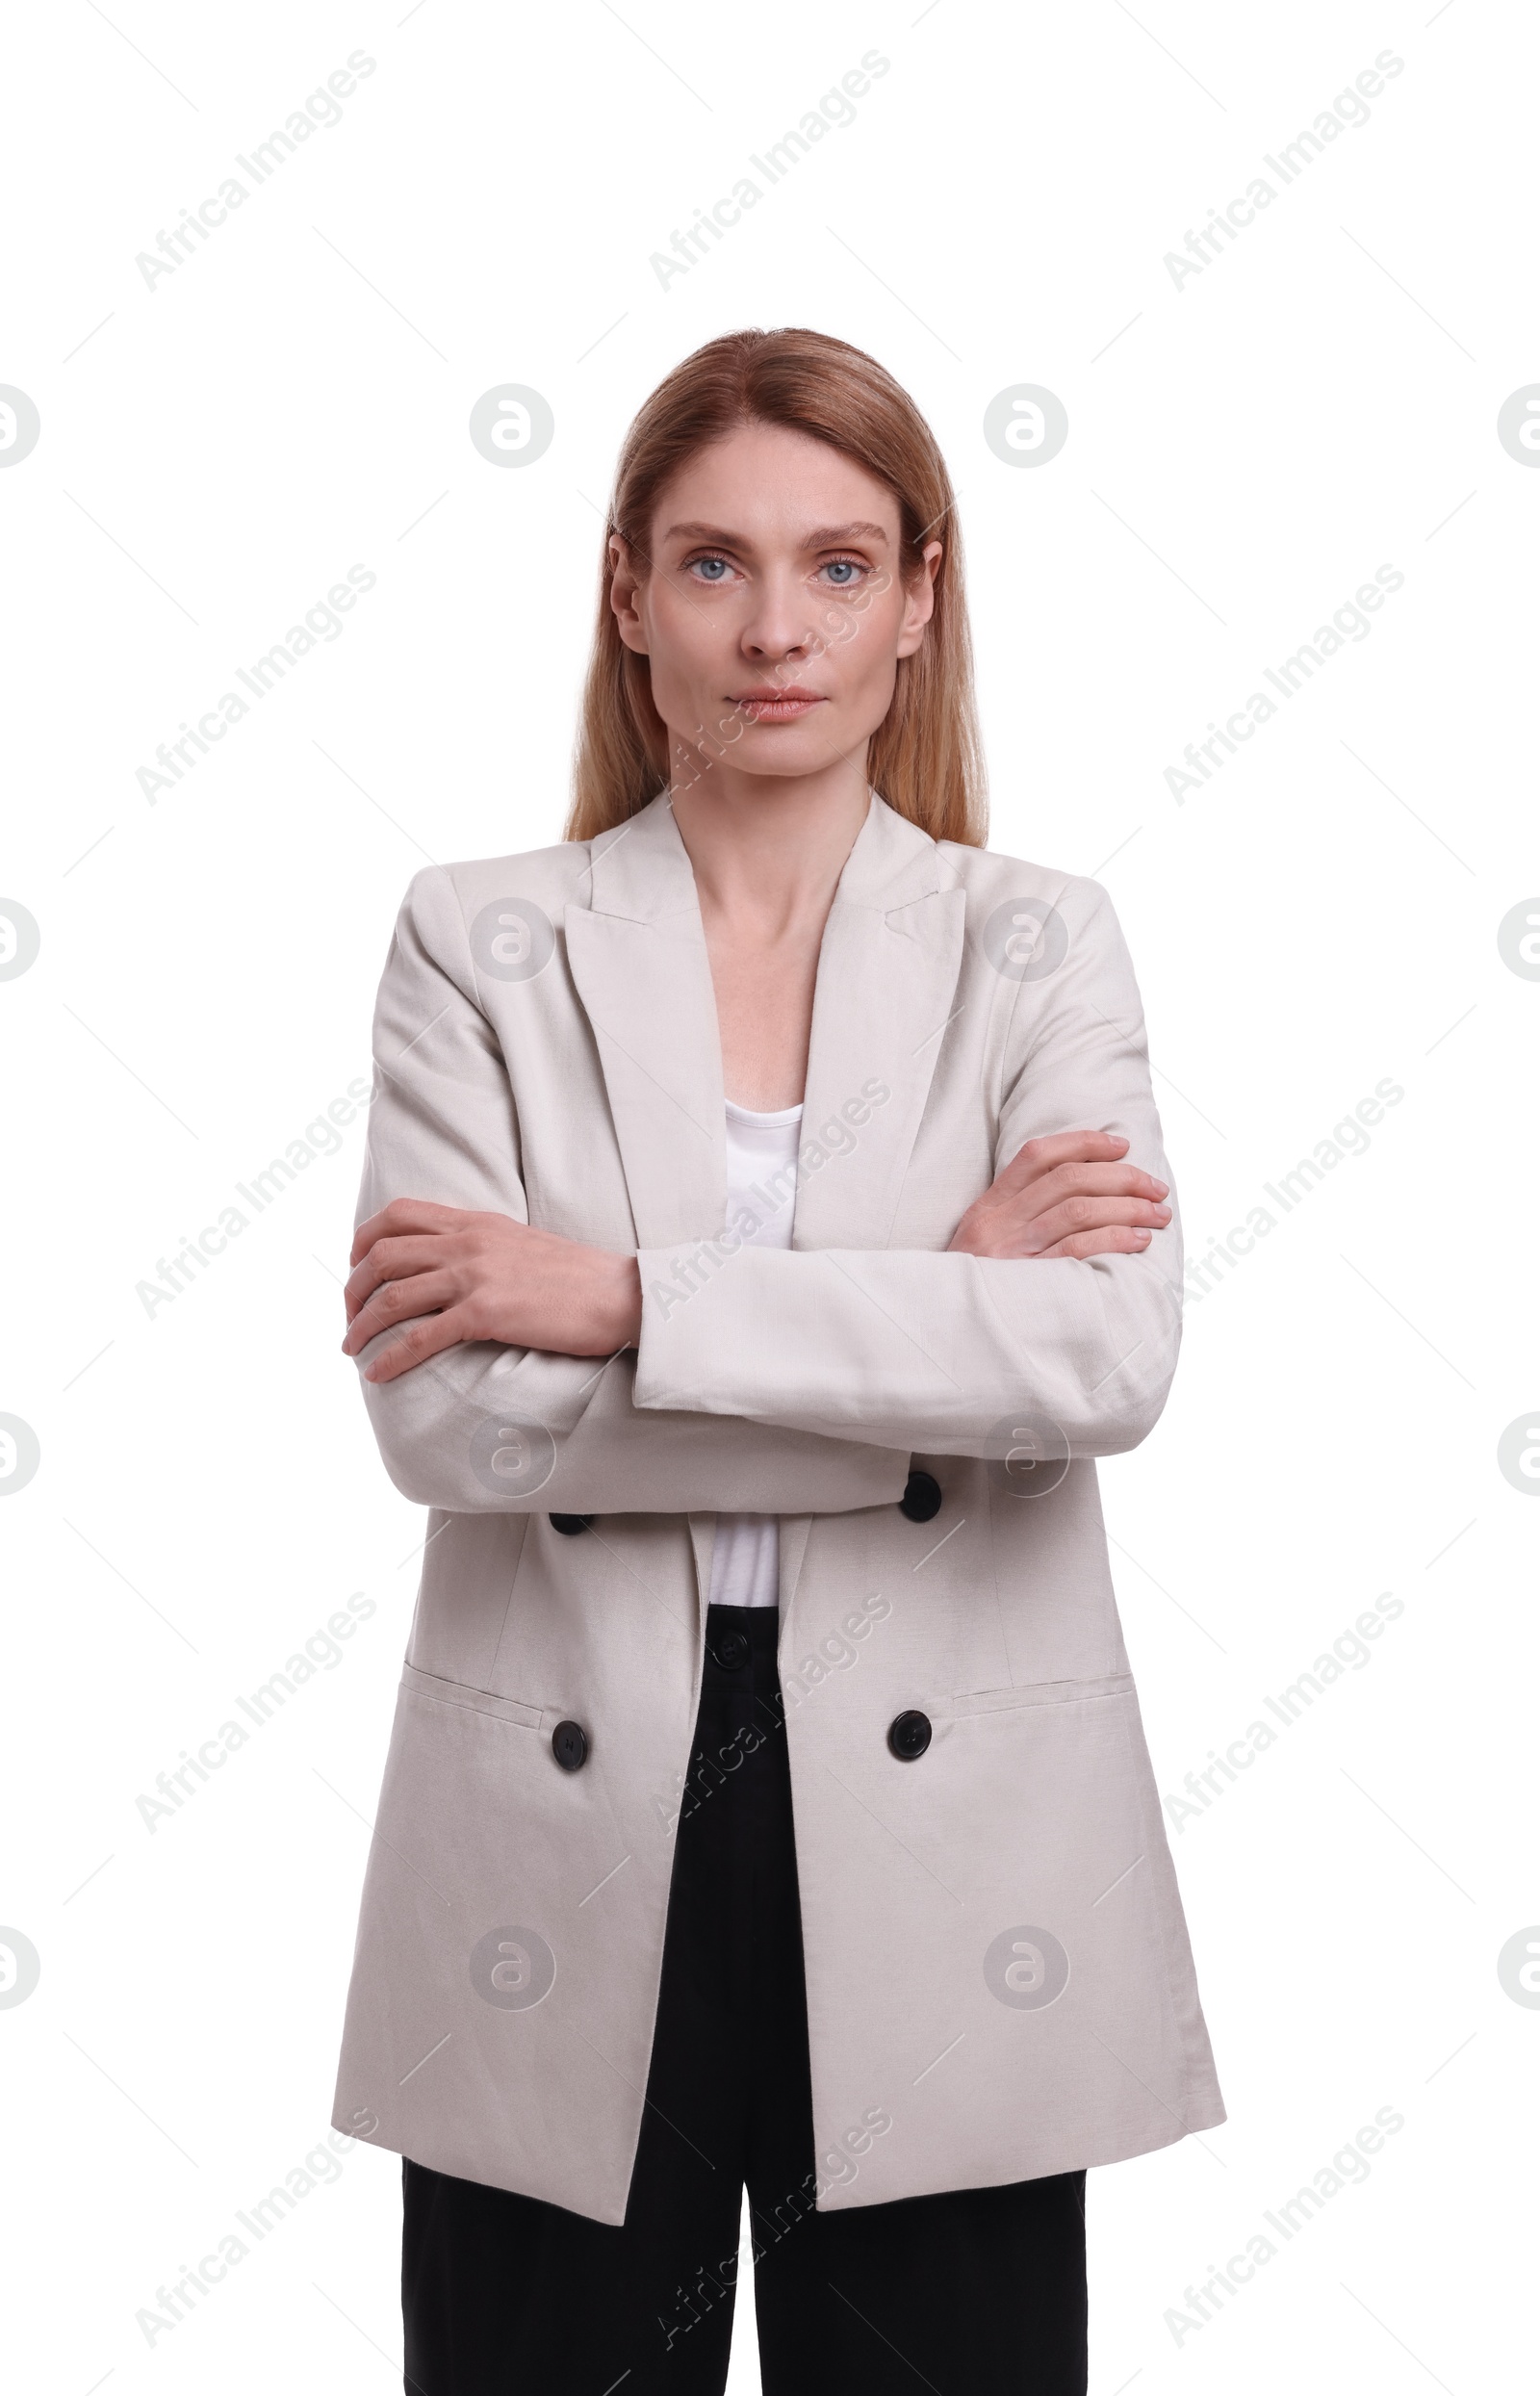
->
[2,1,1534,2388]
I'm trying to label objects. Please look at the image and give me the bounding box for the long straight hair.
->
[565,328,987,846]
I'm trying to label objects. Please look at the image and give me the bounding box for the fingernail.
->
[1152,1179,1168,1195]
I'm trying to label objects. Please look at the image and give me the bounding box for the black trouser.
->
[402,1603,1089,2394]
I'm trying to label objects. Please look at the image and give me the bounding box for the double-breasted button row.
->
[554,1695,928,1768]
[560,1480,943,1538]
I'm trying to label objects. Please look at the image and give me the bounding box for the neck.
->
[668,756,871,935]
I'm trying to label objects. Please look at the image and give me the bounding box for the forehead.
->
[651,421,900,547]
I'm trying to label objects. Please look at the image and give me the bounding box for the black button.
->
[709,1629,750,1672]
[549,1513,594,1536]
[887,1710,932,1761]
[552,1719,588,1771]
[899,1471,942,1523]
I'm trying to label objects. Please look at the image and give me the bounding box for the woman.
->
[334,327,1223,2395]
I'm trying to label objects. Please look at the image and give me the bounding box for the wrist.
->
[603,1251,644,1351]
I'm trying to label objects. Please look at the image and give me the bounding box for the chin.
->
[736,736,842,777]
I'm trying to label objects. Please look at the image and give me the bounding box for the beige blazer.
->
[331,789,1224,2221]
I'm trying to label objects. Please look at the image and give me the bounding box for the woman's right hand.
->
[947,1129,1171,1262]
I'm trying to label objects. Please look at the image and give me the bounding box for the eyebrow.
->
[659,519,891,549]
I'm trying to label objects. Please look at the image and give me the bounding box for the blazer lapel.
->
[792,795,966,1250]
[564,795,726,1252]
[564,789,964,1258]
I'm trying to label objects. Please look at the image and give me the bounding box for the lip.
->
[732,685,826,721]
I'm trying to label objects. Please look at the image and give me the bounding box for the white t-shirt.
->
[705,1098,803,1610]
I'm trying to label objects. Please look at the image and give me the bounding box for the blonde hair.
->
[566,327,986,846]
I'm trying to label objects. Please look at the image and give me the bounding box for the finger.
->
[994,1129,1131,1196]
[1033,1195,1170,1246]
[1036,1225,1158,1260]
[1036,1159,1170,1205]
[344,1234,458,1322]
[350,1198,466,1269]
[358,1302,475,1383]
[956,1169,1164,1254]
[343,1270,461,1357]
[996,1193,1173,1255]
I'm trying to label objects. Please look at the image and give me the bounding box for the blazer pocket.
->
[937,1671,1135,1719]
[399,1662,546,1732]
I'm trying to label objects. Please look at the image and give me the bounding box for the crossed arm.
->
[341,1128,1170,1381]
[341,867,1184,1508]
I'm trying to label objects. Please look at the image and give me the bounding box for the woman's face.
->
[610,420,941,791]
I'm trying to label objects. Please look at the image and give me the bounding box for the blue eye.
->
[823,559,860,584]
[691,556,731,581]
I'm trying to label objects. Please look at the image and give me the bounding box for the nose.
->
[738,565,816,665]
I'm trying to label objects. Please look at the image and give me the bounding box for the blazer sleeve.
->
[349,869,910,1515]
[630,878,1183,1460]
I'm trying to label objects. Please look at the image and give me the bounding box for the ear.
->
[894,541,943,659]
[608,533,651,657]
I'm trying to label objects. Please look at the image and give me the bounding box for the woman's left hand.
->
[342,1199,643,1382]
